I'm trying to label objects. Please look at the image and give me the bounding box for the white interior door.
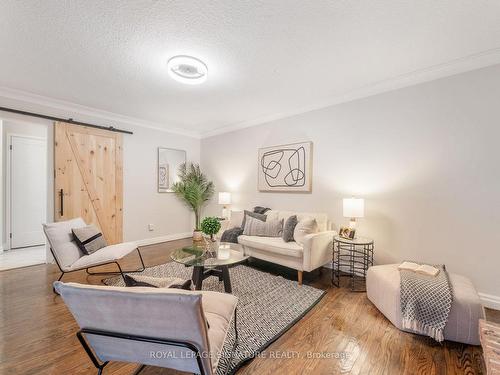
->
[9,135,47,249]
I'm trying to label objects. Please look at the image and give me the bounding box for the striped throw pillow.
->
[72,225,107,255]
[243,216,283,237]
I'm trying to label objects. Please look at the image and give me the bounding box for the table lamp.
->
[218,192,232,219]
[343,197,364,230]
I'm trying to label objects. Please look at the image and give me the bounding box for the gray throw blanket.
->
[400,264,453,342]
[220,227,243,243]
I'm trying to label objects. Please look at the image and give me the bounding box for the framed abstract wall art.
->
[258,141,313,192]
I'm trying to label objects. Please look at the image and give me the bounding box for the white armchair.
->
[43,218,145,292]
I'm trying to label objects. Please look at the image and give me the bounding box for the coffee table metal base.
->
[191,265,232,293]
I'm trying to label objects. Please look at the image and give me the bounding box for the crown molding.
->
[2,47,500,140]
[201,47,500,138]
[0,87,201,139]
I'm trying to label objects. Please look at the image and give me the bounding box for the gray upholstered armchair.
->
[43,218,145,290]
[54,281,238,375]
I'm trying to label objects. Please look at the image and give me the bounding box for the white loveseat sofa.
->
[229,210,335,285]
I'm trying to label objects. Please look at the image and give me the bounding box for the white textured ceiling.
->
[1,1,500,137]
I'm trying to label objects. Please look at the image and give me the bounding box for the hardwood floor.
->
[0,238,491,374]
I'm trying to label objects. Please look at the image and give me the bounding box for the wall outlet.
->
[148,224,155,231]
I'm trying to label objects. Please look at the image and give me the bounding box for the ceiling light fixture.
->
[167,55,208,85]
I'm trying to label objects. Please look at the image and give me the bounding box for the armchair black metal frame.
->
[51,247,146,294]
[76,309,239,375]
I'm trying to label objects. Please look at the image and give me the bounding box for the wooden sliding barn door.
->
[54,122,123,244]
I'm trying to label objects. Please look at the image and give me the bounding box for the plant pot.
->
[193,230,203,241]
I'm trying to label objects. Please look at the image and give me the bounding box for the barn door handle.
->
[59,189,64,216]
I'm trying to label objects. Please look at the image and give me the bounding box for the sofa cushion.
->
[238,235,303,258]
[294,218,319,245]
[202,291,239,369]
[43,218,87,270]
[266,210,328,232]
[69,242,138,270]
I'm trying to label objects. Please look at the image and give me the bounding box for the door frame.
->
[5,133,48,251]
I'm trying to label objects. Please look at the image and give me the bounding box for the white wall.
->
[122,126,200,242]
[201,63,500,303]
[0,108,200,249]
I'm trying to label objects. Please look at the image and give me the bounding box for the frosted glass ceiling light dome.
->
[167,55,208,85]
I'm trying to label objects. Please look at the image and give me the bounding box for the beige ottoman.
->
[366,264,484,345]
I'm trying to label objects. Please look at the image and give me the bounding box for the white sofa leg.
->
[298,271,303,286]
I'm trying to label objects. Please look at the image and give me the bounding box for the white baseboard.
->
[134,232,192,247]
[479,292,500,311]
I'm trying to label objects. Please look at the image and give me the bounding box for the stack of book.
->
[397,261,440,277]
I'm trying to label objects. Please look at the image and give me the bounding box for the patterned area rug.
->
[104,262,326,375]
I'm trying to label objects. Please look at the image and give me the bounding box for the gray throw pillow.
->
[282,215,298,242]
[243,216,283,237]
[241,210,267,229]
[253,206,271,214]
[221,227,243,243]
[72,225,107,255]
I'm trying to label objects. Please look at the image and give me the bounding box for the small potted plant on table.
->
[200,216,222,254]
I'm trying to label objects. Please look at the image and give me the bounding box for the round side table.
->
[332,235,374,292]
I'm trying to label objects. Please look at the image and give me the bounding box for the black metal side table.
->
[332,235,374,292]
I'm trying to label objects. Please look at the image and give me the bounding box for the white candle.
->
[217,246,230,260]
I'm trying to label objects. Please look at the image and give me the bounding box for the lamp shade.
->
[218,192,231,205]
[343,198,364,218]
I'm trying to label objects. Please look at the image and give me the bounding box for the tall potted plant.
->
[172,162,214,240]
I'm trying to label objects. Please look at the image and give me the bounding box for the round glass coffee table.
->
[171,242,248,293]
